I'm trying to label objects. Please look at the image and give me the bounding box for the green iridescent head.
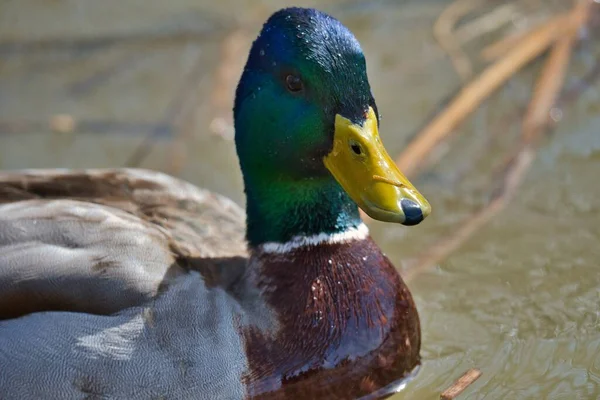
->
[234,7,430,246]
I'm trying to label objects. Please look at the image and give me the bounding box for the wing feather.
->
[0,168,247,318]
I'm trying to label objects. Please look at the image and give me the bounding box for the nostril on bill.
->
[400,198,424,226]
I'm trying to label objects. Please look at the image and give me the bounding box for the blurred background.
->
[1,0,599,399]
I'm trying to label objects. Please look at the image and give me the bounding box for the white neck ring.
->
[258,223,369,254]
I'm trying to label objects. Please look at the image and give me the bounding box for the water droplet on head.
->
[313,310,323,325]
[259,49,265,56]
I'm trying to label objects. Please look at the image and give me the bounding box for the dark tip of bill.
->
[400,198,424,226]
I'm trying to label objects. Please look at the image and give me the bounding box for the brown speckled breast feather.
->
[243,239,420,399]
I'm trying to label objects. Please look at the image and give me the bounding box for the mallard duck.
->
[0,7,431,400]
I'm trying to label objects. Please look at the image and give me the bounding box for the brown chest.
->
[242,238,421,399]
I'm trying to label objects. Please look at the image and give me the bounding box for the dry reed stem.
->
[440,369,483,400]
[479,3,562,62]
[522,0,589,143]
[453,3,519,44]
[479,20,541,62]
[404,2,588,282]
[395,10,574,179]
[433,0,486,81]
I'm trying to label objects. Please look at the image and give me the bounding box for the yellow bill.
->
[323,107,431,225]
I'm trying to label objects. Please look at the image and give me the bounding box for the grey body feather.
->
[0,169,267,400]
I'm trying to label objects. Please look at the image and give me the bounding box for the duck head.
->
[234,7,430,246]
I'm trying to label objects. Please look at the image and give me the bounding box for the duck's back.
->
[0,168,255,399]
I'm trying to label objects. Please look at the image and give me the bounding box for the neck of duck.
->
[244,173,364,249]
[242,170,413,350]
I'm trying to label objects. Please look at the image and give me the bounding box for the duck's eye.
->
[285,74,303,93]
[349,140,363,156]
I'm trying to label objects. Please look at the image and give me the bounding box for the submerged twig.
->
[0,119,173,137]
[404,147,534,282]
[66,51,150,97]
[555,55,600,109]
[440,368,482,400]
[125,50,206,169]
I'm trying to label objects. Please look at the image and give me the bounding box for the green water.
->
[1,1,599,399]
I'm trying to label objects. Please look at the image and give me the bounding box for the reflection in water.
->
[0,1,599,399]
